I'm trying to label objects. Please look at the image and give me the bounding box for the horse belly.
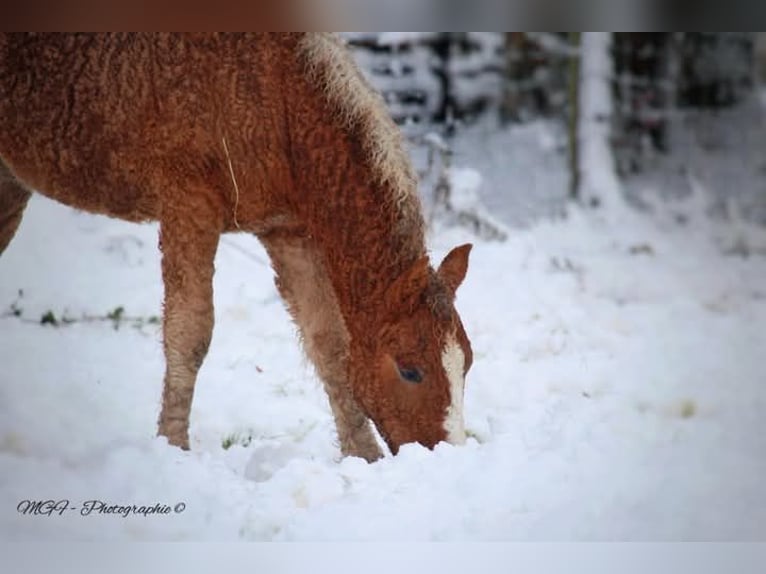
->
[1,146,160,223]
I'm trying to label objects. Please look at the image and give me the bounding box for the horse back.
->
[0,33,294,225]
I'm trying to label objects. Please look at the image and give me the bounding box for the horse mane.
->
[296,33,420,223]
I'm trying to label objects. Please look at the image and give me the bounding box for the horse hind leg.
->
[156,197,222,449]
[262,234,383,463]
[0,162,32,255]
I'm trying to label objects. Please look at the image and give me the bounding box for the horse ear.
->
[437,243,472,293]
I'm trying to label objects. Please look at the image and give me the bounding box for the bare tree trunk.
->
[568,32,581,200]
[577,32,623,210]
[755,32,766,86]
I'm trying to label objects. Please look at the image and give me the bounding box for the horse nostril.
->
[397,366,423,384]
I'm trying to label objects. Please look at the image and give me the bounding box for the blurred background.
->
[343,32,766,230]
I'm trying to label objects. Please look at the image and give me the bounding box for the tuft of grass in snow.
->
[464,428,485,443]
[40,310,59,326]
[8,288,23,317]
[221,432,254,450]
[678,399,697,419]
[2,300,160,332]
[106,305,125,325]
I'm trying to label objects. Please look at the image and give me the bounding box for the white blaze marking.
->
[442,333,466,445]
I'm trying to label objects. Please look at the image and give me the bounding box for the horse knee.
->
[191,335,212,370]
[163,307,214,372]
[159,221,219,374]
[305,329,347,381]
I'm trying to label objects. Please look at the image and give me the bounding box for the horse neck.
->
[290,129,425,333]
[315,174,426,330]
[274,36,427,335]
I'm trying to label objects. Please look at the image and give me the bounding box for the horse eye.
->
[397,366,423,384]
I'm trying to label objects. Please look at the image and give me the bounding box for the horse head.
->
[348,243,473,455]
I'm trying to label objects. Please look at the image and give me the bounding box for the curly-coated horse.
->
[0,33,473,462]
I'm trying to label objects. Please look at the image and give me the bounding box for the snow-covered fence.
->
[346,32,757,137]
[501,32,573,123]
[345,32,574,130]
[445,33,507,122]
[344,33,444,130]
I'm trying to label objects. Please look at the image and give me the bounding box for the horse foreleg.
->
[320,363,384,463]
[0,163,31,255]
[295,305,383,462]
[262,234,383,462]
[156,206,221,449]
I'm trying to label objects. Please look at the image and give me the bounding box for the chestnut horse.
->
[0,33,473,462]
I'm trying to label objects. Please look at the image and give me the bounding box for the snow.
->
[447,117,569,226]
[2,125,766,541]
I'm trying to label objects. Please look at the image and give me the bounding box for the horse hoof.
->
[158,428,190,451]
[345,445,383,463]
[171,436,190,450]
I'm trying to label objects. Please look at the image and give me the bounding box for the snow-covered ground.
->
[2,123,766,540]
